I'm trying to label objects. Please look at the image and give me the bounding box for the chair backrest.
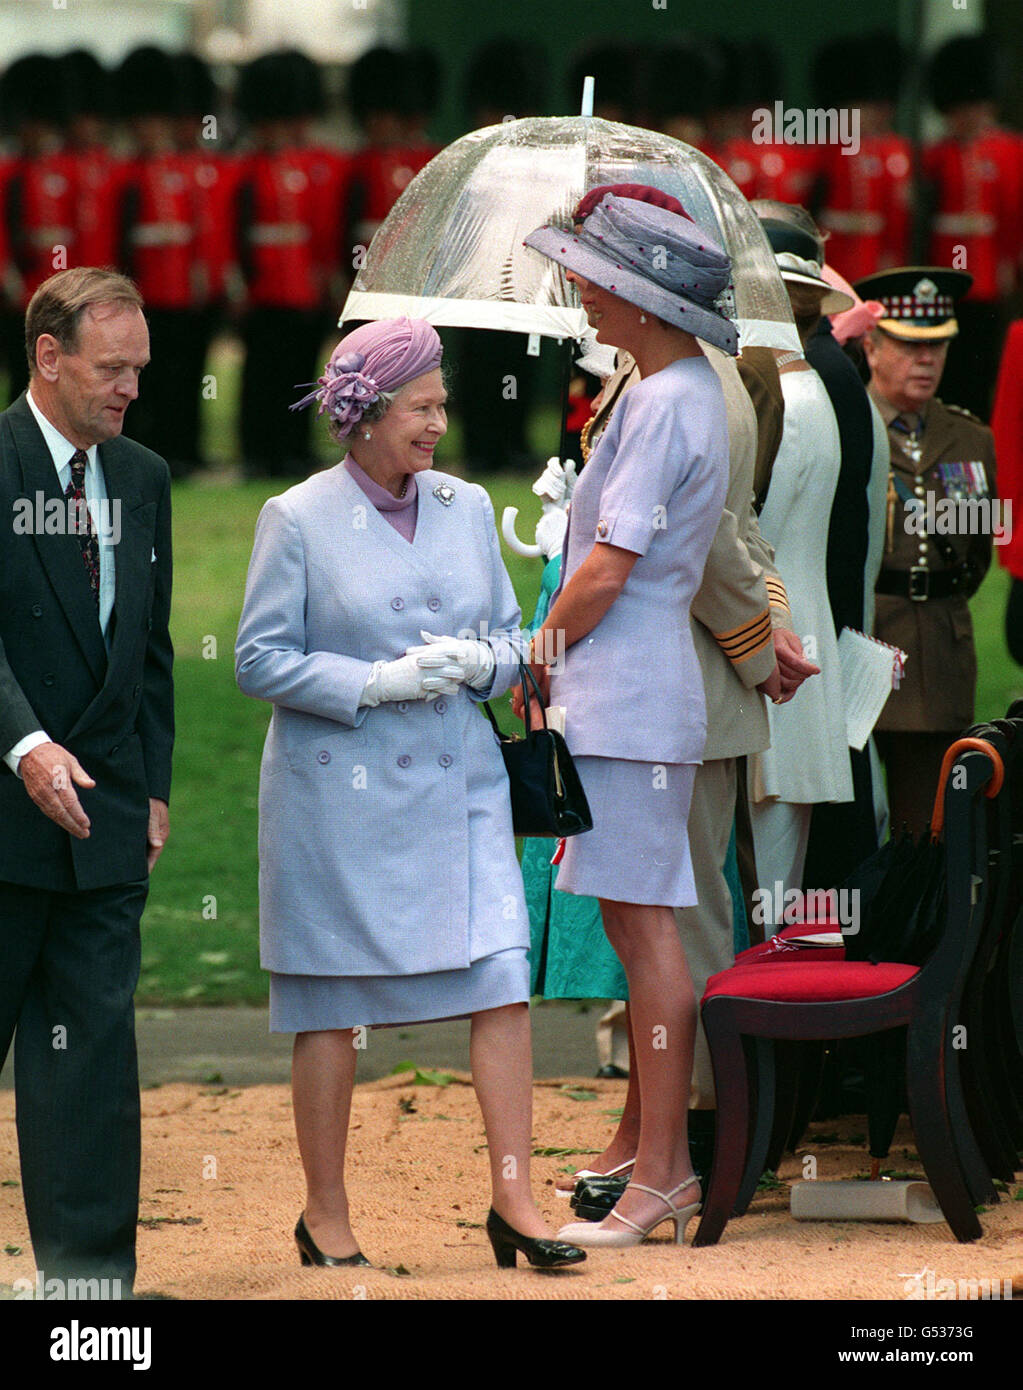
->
[921,741,1005,1015]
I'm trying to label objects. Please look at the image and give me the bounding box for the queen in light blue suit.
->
[235,318,584,1273]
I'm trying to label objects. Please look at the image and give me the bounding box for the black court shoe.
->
[295,1214,371,1267]
[571,1174,629,1221]
[485,1208,587,1269]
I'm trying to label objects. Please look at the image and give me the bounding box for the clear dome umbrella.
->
[340,114,799,353]
[339,115,800,554]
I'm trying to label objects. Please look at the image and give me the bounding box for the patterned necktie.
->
[64,448,100,607]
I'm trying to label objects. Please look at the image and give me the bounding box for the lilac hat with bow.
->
[525,193,738,355]
[292,316,443,435]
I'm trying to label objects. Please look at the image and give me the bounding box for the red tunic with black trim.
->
[119,151,197,309]
[709,135,822,206]
[292,144,354,305]
[817,134,913,283]
[184,147,243,306]
[349,143,439,247]
[234,148,319,310]
[69,145,127,269]
[924,129,1023,303]
[4,150,79,305]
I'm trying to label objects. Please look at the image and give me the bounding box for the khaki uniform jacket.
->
[871,392,996,732]
[588,347,790,759]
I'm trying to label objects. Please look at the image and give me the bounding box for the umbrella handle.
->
[501,505,542,558]
[929,736,1004,839]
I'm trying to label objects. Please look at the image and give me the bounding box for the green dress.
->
[522,555,750,999]
[523,555,628,999]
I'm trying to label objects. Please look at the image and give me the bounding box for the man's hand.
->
[147,798,169,872]
[756,664,783,704]
[772,628,821,702]
[19,741,94,838]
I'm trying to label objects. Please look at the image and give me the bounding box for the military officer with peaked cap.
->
[856,266,997,835]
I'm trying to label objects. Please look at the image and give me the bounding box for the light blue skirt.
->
[269,946,529,1033]
[556,756,698,907]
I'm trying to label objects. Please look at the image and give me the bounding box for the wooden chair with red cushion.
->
[693,739,1005,1245]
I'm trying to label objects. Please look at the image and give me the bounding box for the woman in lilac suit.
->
[236,318,584,1272]
[524,194,733,1247]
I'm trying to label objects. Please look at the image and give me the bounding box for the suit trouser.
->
[673,758,738,1108]
[0,877,147,1292]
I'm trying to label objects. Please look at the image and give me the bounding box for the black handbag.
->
[482,664,593,838]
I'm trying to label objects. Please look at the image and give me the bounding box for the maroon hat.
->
[573,183,691,223]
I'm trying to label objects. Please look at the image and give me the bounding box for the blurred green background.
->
[140,340,1022,1007]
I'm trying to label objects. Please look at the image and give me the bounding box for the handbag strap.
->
[481,662,548,736]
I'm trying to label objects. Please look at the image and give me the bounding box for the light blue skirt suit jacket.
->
[235,463,530,1030]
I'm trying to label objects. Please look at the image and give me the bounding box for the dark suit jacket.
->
[807,319,873,637]
[0,393,173,891]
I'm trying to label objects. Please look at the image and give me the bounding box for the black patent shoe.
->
[295,1214,371,1267]
[486,1208,586,1269]
[570,1171,628,1206]
[571,1174,629,1221]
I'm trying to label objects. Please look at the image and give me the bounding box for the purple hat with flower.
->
[292,316,443,435]
[525,193,737,355]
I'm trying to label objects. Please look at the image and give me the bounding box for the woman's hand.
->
[358,653,462,707]
[511,663,549,729]
[405,631,496,690]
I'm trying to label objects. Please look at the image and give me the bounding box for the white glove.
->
[404,630,496,691]
[535,506,569,562]
[531,456,578,507]
[358,652,462,707]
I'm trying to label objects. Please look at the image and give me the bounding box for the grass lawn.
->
[139,342,1023,1006]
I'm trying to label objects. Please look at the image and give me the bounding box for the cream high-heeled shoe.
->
[556,1179,701,1247]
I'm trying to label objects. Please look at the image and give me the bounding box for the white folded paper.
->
[838,628,907,751]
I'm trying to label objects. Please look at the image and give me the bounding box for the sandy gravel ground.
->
[2,1073,1021,1301]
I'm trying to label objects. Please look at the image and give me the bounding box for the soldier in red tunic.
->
[173,52,237,475]
[234,50,325,478]
[924,34,1023,420]
[278,49,353,340]
[62,51,126,274]
[811,33,913,285]
[0,55,79,403]
[346,47,440,255]
[115,47,201,476]
[706,41,821,207]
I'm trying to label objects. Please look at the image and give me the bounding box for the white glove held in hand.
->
[535,507,569,562]
[531,457,578,507]
[405,630,496,690]
[359,652,462,707]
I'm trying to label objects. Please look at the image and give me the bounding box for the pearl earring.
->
[363,430,372,440]
[639,313,647,324]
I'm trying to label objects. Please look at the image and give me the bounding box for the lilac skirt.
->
[556,756,698,907]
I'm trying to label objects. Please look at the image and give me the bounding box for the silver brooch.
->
[433,484,456,506]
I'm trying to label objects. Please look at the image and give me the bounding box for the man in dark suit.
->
[0,266,173,1296]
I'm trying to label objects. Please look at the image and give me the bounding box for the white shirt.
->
[3,391,118,776]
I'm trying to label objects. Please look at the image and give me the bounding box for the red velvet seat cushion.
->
[703,959,919,1004]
